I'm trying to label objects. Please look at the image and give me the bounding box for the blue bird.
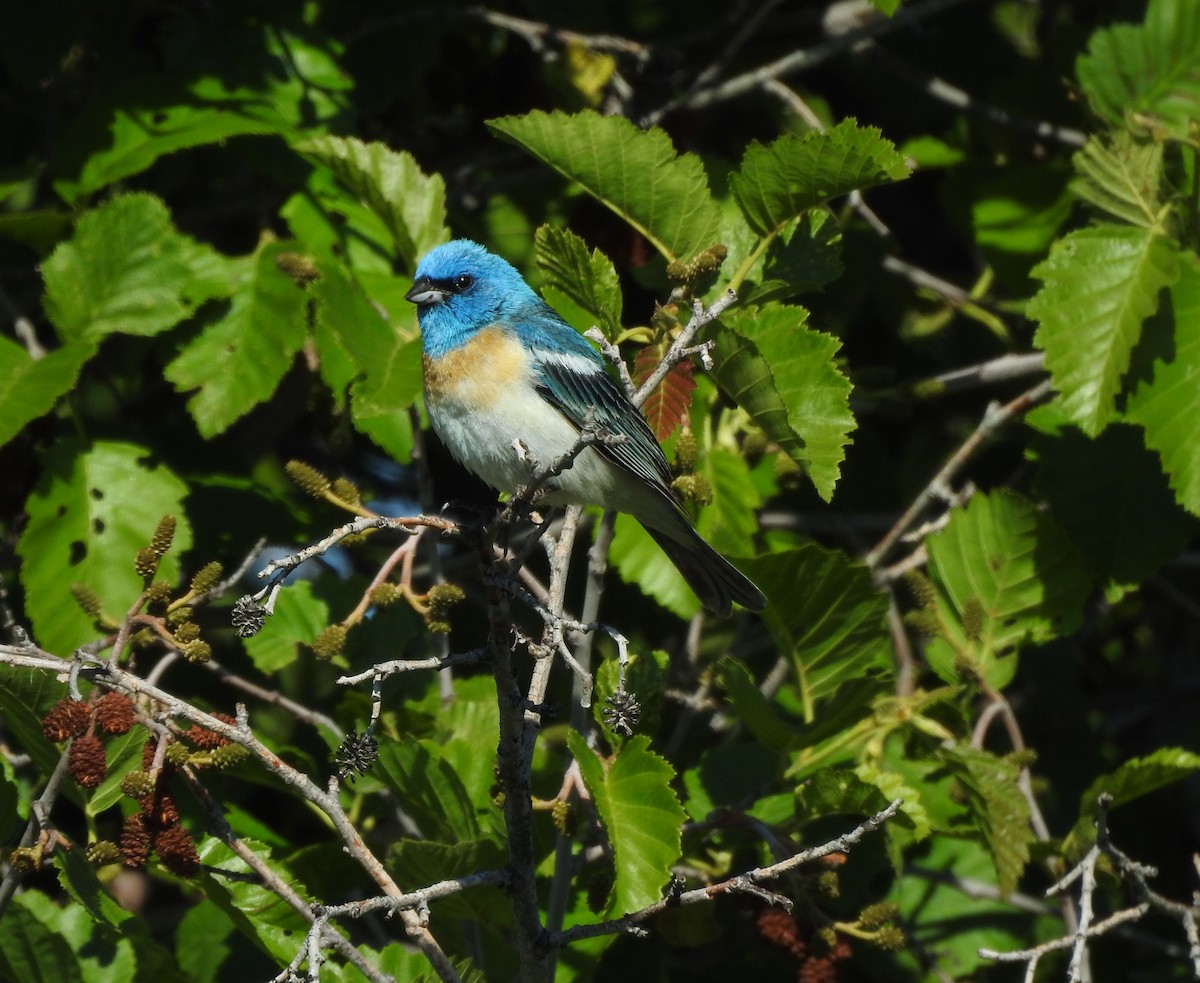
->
[405,239,765,616]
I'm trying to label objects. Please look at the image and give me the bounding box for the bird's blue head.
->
[406,240,538,357]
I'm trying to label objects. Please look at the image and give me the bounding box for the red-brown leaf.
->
[634,344,696,442]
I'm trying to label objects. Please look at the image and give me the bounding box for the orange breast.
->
[424,326,529,408]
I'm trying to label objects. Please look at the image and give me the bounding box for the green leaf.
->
[1070,133,1163,228]
[164,241,309,438]
[295,135,448,270]
[925,490,1092,681]
[242,580,328,674]
[729,119,908,237]
[890,836,1057,977]
[940,746,1033,897]
[1029,224,1179,435]
[609,512,700,619]
[715,656,802,753]
[374,738,482,842]
[53,94,286,206]
[488,110,722,263]
[853,762,932,841]
[17,441,192,654]
[1076,0,1200,140]
[739,543,891,721]
[388,839,509,922]
[1033,424,1197,585]
[1067,748,1200,852]
[193,838,313,966]
[742,211,844,305]
[0,336,97,449]
[41,193,232,342]
[711,304,855,501]
[533,225,622,337]
[0,895,85,983]
[86,724,150,816]
[1126,254,1200,515]
[682,740,780,822]
[53,847,182,982]
[312,264,424,420]
[568,731,685,917]
[696,446,761,556]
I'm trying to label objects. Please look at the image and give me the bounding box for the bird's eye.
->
[454,274,474,292]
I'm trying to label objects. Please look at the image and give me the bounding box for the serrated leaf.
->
[941,746,1033,897]
[925,490,1092,677]
[1126,254,1200,515]
[729,119,909,237]
[609,512,700,619]
[742,211,844,305]
[1033,424,1196,584]
[1082,747,1200,815]
[739,543,891,720]
[568,732,685,917]
[0,336,97,448]
[488,110,722,263]
[533,225,622,337]
[41,193,232,342]
[1029,224,1179,435]
[711,304,854,501]
[633,344,695,442]
[1076,0,1200,140]
[854,762,932,841]
[1070,133,1163,228]
[164,241,309,438]
[388,839,509,922]
[1067,748,1200,853]
[17,441,192,654]
[295,136,448,270]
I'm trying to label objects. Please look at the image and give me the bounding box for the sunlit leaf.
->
[568,732,685,917]
[729,119,908,237]
[1029,224,1178,435]
[296,135,448,270]
[488,110,722,263]
[534,225,622,337]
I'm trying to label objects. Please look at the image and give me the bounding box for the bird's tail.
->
[644,523,766,617]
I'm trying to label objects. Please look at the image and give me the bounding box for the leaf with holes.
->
[17,441,192,655]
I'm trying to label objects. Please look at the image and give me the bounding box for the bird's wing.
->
[521,323,675,493]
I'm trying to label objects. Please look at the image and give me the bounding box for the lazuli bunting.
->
[405,239,764,616]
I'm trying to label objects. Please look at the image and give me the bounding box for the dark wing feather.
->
[532,351,675,494]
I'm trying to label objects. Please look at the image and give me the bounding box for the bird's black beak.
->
[405,276,449,306]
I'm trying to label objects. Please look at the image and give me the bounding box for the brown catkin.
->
[153,824,200,877]
[42,698,91,742]
[119,813,151,868]
[68,735,107,788]
[93,692,136,735]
